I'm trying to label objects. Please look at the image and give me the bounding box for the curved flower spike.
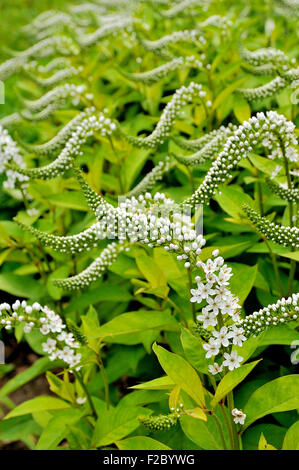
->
[120,56,203,85]
[184,111,298,205]
[24,66,81,89]
[10,112,117,180]
[19,83,86,113]
[242,204,299,249]
[238,40,293,67]
[138,29,205,56]
[173,126,236,167]
[236,293,299,337]
[120,82,207,149]
[17,109,96,156]
[15,219,104,255]
[53,241,126,289]
[124,158,171,198]
[266,178,299,203]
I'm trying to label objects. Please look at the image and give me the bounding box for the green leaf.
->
[227,263,258,305]
[0,415,41,446]
[258,432,277,450]
[248,153,278,176]
[180,328,209,374]
[130,375,174,391]
[242,423,287,450]
[82,305,100,350]
[136,252,167,287]
[233,95,251,123]
[4,396,71,419]
[36,409,84,450]
[116,436,171,450]
[0,357,60,401]
[47,192,89,211]
[282,421,299,450]
[212,78,246,111]
[211,360,261,407]
[91,309,177,344]
[92,405,151,447]
[214,187,253,220]
[0,273,46,298]
[243,375,299,431]
[180,413,225,450]
[153,343,206,407]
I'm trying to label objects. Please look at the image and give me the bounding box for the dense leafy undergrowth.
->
[0,0,298,451]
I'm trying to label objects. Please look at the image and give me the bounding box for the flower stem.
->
[263,237,284,297]
[99,361,110,410]
[219,402,234,450]
[74,371,97,419]
[227,391,240,450]
[211,412,227,450]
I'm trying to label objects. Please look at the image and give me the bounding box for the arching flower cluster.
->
[0,85,89,127]
[235,293,299,337]
[18,108,97,156]
[0,36,79,81]
[122,55,205,85]
[121,82,208,149]
[243,205,299,249]
[21,83,87,114]
[54,242,126,290]
[11,111,117,180]
[239,41,296,69]
[139,28,206,57]
[184,111,298,205]
[173,123,236,166]
[125,157,171,198]
[18,180,205,289]
[266,178,299,204]
[25,65,82,89]
[77,17,135,48]
[160,0,205,19]
[0,301,81,370]
[238,68,299,102]
[22,10,79,41]
[0,125,29,191]
[24,57,72,75]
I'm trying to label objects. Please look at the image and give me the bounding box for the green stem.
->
[74,371,97,419]
[99,361,110,410]
[186,166,195,192]
[256,171,264,216]
[263,238,284,297]
[227,391,240,450]
[211,412,227,450]
[219,402,234,450]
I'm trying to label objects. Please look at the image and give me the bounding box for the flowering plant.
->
[0,0,298,452]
